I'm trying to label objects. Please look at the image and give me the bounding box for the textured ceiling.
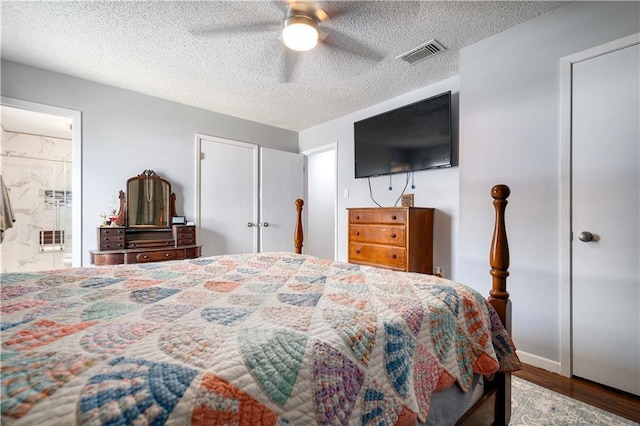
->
[1,1,568,131]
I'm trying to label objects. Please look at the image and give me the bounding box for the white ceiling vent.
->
[397,39,446,64]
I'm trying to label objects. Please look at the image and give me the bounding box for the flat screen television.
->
[354,91,452,179]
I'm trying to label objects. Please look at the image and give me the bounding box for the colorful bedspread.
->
[1,253,520,425]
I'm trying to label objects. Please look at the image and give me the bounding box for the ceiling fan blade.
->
[190,21,280,36]
[282,48,300,83]
[321,29,384,62]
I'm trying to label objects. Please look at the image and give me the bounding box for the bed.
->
[1,185,520,425]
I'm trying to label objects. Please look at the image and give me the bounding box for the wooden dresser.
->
[91,225,201,266]
[90,170,202,266]
[347,207,434,273]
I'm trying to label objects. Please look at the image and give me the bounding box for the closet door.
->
[260,148,303,252]
[198,136,258,256]
[571,42,639,395]
[197,137,304,256]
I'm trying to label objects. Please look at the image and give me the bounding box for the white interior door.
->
[304,147,336,259]
[260,148,303,252]
[198,135,258,256]
[571,43,639,395]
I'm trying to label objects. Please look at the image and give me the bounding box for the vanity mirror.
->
[91,170,200,266]
[116,169,176,228]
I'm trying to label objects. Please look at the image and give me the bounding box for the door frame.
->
[558,33,640,377]
[194,133,259,253]
[1,96,83,267]
[301,143,338,260]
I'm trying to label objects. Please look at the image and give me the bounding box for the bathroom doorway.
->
[1,99,82,272]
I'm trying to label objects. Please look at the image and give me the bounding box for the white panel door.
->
[304,148,336,259]
[199,136,258,256]
[572,43,639,395]
[260,148,303,252]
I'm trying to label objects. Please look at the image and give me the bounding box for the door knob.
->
[261,222,269,227]
[578,231,593,242]
[247,222,255,228]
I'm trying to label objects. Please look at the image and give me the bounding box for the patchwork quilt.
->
[1,252,521,425]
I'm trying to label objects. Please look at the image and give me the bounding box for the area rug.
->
[512,376,637,425]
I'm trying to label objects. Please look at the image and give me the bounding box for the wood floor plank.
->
[513,363,640,423]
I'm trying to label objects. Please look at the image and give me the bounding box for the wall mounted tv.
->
[354,91,452,179]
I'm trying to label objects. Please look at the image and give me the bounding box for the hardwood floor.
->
[514,363,640,423]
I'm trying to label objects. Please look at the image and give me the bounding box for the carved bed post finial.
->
[294,199,304,254]
[489,184,511,328]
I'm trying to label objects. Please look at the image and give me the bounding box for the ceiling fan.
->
[190,0,384,82]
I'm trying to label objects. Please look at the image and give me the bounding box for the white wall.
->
[1,60,298,266]
[300,76,460,279]
[458,1,640,365]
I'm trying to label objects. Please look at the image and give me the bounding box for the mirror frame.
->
[114,170,177,229]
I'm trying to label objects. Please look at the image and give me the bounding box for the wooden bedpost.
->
[294,199,304,254]
[489,184,511,329]
[488,184,511,426]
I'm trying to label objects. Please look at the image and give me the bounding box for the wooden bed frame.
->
[292,184,513,426]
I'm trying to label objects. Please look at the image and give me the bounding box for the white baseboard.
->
[517,350,562,375]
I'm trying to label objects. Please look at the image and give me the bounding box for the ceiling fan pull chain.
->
[411,171,416,189]
[388,174,393,191]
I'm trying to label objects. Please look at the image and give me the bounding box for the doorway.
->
[302,144,337,260]
[560,34,639,395]
[0,98,82,271]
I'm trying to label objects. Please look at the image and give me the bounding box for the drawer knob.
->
[355,231,360,235]
[143,255,148,259]
[391,254,397,259]
[391,215,397,220]
[391,233,396,238]
[165,253,170,257]
[355,215,360,219]
[355,249,360,254]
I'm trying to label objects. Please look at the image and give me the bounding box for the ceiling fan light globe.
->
[282,16,318,51]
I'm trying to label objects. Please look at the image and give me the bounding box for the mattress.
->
[1,252,521,425]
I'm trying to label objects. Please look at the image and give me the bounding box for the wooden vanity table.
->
[90,170,201,266]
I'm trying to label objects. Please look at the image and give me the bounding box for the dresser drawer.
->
[350,224,405,247]
[127,249,184,263]
[349,243,406,270]
[173,225,196,245]
[99,227,125,237]
[100,242,125,250]
[177,230,195,238]
[98,227,125,244]
[349,209,407,224]
[127,240,173,249]
[100,234,125,243]
[176,238,195,246]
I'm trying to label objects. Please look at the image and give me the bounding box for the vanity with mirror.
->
[90,170,201,265]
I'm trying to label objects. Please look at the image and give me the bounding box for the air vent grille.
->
[397,39,446,64]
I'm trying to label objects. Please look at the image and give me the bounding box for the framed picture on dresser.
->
[400,193,414,207]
